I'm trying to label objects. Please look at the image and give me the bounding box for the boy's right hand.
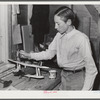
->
[19,50,30,59]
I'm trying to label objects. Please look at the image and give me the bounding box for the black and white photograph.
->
[0,1,100,98]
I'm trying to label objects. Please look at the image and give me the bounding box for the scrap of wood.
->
[8,59,49,69]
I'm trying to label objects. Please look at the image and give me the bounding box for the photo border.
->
[0,0,100,99]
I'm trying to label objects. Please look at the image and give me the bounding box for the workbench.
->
[0,68,61,90]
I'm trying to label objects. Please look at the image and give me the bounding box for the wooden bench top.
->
[0,68,61,90]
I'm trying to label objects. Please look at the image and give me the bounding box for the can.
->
[49,70,57,79]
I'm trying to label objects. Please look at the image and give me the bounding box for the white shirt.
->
[30,28,98,90]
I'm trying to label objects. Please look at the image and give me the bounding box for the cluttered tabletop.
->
[0,60,61,90]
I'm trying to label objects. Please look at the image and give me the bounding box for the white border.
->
[0,1,100,99]
[0,1,100,5]
[0,91,100,99]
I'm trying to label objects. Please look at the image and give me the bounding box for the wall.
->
[0,5,9,62]
[73,5,99,69]
[73,5,98,38]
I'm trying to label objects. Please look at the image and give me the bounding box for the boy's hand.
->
[20,50,30,59]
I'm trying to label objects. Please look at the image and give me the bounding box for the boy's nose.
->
[55,24,57,29]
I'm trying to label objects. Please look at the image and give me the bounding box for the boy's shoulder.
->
[75,29,89,40]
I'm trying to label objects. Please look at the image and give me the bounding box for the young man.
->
[20,6,98,90]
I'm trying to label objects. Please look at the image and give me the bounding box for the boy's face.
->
[54,15,69,35]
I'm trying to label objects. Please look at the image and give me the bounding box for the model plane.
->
[8,59,49,79]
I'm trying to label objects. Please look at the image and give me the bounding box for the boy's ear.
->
[66,19,72,25]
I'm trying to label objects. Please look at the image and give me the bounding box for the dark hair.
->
[54,6,75,25]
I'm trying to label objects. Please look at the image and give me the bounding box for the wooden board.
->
[13,68,61,90]
[2,73,26,87]
[0,73,26,90]
[21,25,33,53]
[30,69,61,90]
[12,24,22,45]
[1,68,61,90]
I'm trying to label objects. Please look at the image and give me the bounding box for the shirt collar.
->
[60,27,76,39]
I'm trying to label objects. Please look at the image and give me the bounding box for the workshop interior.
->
[0,4,100,90]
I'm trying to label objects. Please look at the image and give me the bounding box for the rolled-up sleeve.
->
[80,36,98,90]
[30,50,56,61]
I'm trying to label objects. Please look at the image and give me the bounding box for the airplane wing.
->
[8,59,49,69]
